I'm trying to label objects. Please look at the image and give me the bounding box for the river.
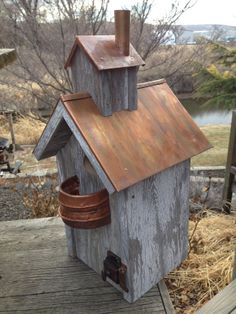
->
[181,98,234,126]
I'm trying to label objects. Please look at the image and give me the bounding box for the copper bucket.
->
[58,176,111,229]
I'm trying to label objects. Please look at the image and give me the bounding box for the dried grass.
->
[165,211,236,313]
[21,175,58,218]
[0,115,45,145]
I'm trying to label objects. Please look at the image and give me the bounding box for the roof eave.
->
[64,37,80,69]
[33,100,72,161]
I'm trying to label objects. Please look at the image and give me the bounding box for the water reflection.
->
[181,98,234,126]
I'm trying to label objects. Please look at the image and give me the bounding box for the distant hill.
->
[175,24,236,44]
[180,24,236,32]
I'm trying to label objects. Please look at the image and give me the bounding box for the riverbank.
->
[192,124,230,167]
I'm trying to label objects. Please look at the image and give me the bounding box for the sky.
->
[108,0,236,26]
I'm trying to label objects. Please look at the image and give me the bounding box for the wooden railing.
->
[223,111,236,213]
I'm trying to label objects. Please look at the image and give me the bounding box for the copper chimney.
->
[115,10,130,56]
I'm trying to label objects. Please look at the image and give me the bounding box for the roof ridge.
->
[60,79,166,102]
[60,80,166,103]
[60,92,91,102]
[137,79,166,89]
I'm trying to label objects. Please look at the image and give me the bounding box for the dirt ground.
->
[0,145,57,221]
[13,145,56,174]
[0,181,31,221]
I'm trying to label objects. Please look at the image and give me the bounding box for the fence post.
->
[6,111,15,152]
[232,249,236,281]
[223,111,236,213]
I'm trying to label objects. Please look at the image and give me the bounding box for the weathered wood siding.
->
[57,134,105,258]
[57,136,190,303]
[223,111,236,213]
[57,135,104,194]
[70,48,138,116]
[61,107,115,194]
[34,102,72,160]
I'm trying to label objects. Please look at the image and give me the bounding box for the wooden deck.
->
[197,279,236,314]
[0,217,175,313]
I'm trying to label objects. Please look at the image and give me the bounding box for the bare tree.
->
[0,0,206,116]
[129,0,203,94]
[79,0,109,35]
[131,0,195,60]
[210,25,227,42]
[0,0,109,114]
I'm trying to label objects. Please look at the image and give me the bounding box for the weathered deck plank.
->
[197,279,236,314]
[0,218,173,313]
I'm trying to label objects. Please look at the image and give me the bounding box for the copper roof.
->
[62,82,211,192]
[64,35,145,70]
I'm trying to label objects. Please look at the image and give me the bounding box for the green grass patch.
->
[191,124,230,166]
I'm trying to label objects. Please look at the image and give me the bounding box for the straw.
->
[165,211,236,313]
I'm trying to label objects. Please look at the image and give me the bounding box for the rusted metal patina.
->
[102,251,129,293]
[64,35,145,70]
[62,81,211,192]
[59,176,111,229]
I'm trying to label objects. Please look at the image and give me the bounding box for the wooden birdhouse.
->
[34,10,211,303]
[65,10,144,116]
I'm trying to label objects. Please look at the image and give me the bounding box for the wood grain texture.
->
[128,67,138,110]
[57,132,190,303]
[71,48,138,116]
[233,249,236,281]
[0,217,169,314]
[197,279,236,314]
[121,159,190,302]
[223,111,236,212]
[71,47,111,115]
[158,280,176,314]
[56,134,106,257]
[33,102,72,160]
